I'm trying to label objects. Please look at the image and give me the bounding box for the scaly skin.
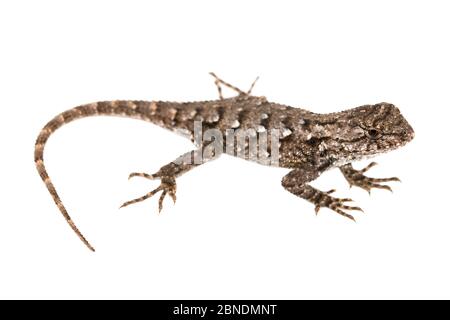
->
[35,73,415,251]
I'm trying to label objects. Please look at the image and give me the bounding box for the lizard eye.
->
[366,128,381,139]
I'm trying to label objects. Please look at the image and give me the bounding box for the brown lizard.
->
[35,73,415,251]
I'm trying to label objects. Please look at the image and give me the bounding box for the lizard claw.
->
[121,174,177,213]
[340,163,400,194]
[313,190,363,221]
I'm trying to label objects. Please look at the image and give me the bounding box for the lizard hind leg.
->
[120,175,176,213]
[339,163,401,194]
[209,72,259,99]
[121,144,221,213]
[246,76,260,95]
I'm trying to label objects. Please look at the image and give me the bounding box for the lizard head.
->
[330,102,414,162]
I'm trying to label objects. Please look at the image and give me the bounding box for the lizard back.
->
[35,96,303,250]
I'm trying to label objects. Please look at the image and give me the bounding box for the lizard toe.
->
[120,175,177,212]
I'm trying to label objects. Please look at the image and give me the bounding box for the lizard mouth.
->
[398,122,415,146]
[406,124,415,142]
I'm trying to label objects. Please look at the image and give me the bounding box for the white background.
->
[0,0,449,299]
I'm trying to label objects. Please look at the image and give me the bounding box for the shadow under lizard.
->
[35,73,415,251]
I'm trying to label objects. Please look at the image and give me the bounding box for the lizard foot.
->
[340,162,400,194]
[120,173,176,213]
[313,189,363,222]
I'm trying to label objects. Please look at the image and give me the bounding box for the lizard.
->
[35,73,415,251]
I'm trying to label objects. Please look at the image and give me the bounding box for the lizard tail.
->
[35,100,186,251]
[35,103,102,251]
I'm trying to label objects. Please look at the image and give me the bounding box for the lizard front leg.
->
[339,162,400,194]
[120,142,220,212]
[282,164,363,221]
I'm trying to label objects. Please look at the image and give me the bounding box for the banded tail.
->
[35,100,187,251]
